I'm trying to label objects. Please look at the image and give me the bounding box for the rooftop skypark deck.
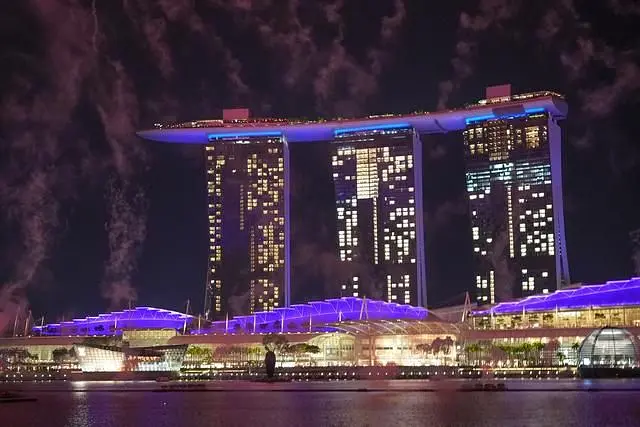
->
[137,91,567,144]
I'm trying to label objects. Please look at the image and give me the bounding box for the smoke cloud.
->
[102,180,147,310]
[437,0,518,110]
[0,0,150,320]
[439,0,640,121]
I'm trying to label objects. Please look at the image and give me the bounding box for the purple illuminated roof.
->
[137,93,567,144]
[472,278,640,316]
[32,307,193,337]
[200,297,429,334]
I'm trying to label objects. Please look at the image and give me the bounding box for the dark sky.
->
[0,0,639,323]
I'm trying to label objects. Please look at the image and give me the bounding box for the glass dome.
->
[578,327,640,368]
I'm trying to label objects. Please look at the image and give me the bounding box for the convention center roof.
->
[204,297,431,334]
[472,277,640,316]
[32,307,194,336]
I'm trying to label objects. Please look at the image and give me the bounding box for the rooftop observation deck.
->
[137,91,567,144]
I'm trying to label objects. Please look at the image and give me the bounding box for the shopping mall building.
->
[1,278,639,375]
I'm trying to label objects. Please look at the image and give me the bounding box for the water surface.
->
[2,380,640,427]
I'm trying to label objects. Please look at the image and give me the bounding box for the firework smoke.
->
[102,179,147,309]
[439,0,640,120]
[437,0,517,110]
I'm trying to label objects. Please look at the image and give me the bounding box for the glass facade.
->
[464,112,569,304]
[579,328,640,368]
[471,305,640,330]
[205,135,287,318]
[330,126,426,306]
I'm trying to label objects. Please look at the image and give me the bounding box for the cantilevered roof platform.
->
[137,91,567,144]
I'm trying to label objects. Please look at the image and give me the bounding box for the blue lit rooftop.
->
[472,278,640,316]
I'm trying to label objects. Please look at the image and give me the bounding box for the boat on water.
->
[0,391,38,403]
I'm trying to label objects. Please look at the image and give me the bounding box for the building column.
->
[283,136,292,307]
[548,118,570,288]
[412,130,428,307]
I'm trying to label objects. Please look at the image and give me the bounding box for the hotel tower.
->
[203,110,290,319]
[330,125,427,307]
[463,85,570,304]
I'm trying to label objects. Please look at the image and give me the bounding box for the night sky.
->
[0,0,639,325]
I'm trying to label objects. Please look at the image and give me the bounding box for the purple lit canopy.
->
[31,298,431,337]
[32,307,194,336]
[472,278,640,316]
[204,297,429,334]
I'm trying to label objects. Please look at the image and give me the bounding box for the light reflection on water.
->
[1,380,640,427]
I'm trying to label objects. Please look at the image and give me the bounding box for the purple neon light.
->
[197,297,429,335]
[32,307,193,336]
[472,278,640,316]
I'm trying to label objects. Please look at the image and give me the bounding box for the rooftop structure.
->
[204,297,430,334]
[138,91,567,144]
[29,297,433,337]
[32,307,194,337]
[472,277,640,316]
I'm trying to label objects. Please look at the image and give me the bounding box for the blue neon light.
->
[465,114,495,124]
[208,131,282,140]
[334,123,411,136]
[465,108,547,125]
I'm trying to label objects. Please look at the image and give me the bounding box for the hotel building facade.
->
[204,131,290,319]
[330,125,427,306]
[463,87,570,304]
